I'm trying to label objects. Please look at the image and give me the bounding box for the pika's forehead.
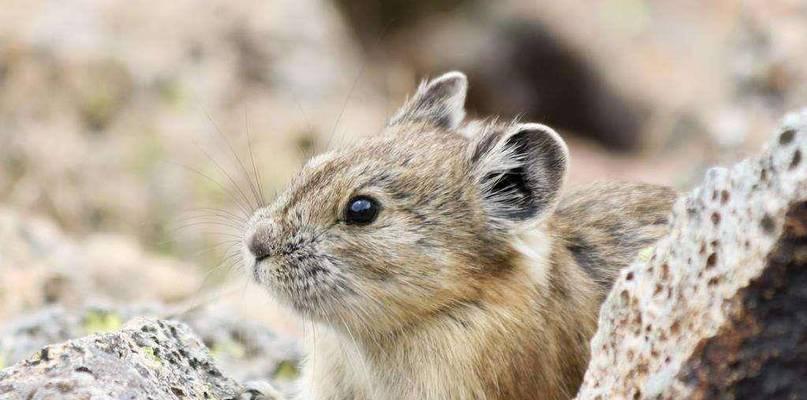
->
[272,125,470,213]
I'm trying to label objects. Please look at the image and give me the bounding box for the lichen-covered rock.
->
[0,205,302,395]
[0,305,155,369]
[0,318,243,400]
[180,306,301,391]
[576,109,807,399]
[0,304,301,395]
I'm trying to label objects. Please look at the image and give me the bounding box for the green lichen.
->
[637,246,655,263]
[141,346,163,367]
[0,351,6,369]
[210,337,246,359]
[273,360,300,381]
[82,310,123,335]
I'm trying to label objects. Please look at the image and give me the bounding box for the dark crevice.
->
[681,201,807,399]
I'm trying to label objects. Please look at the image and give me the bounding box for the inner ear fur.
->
[389,71,468,130]
[469,122,569,226]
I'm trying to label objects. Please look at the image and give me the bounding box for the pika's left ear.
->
[469,123,569,227]
[388,71,467,129]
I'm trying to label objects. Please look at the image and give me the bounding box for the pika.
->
[241,72,676,400]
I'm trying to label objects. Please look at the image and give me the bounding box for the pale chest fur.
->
[294,256,594,400]
[300,336,481,399]
[300,329,495,400]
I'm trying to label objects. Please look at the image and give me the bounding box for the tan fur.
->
[242,72,677,399]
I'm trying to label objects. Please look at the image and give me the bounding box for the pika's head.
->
[243,72,569,333]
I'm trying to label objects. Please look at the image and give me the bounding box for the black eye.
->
[345,196,380,225]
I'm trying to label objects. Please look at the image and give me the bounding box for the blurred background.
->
[1,0,806,363]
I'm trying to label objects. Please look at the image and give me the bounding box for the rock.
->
[0,318,243,400]
[0,208,202,322]
[0,304,301,395]
[0,204,302,395]
[0,305,153,369]
[179,306,301,392]
[576,109,807,399]
[0,205,298,341]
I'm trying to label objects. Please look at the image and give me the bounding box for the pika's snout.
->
[247,222,274,262]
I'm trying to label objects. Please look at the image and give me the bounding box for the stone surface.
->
[0,199,303,395]
[0,304,301,396]
[576,109,807,399]
[0,318,242,400]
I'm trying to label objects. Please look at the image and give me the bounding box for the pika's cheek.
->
[323,243,390,283]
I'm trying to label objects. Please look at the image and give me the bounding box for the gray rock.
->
[0,304,156,368]
[576,109,807,399]
[0,304,301,396]
[179,307,301,393]
[0,318,242,400]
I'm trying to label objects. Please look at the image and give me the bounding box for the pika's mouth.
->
[252,257,353,319]
[242,224,353,319]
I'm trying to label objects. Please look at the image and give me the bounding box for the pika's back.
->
[552,182,677,291]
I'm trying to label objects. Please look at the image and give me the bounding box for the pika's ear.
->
[388,71,467,129]
[469,123,569,227]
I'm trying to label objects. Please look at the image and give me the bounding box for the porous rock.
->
[0,318,243,400]
[576,109,807,399]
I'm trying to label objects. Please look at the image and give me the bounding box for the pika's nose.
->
[248,224,274,262]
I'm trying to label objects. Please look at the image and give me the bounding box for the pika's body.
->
[243,72,675,399]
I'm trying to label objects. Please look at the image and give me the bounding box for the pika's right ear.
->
[388,71,468,130]
[469,123,569,229]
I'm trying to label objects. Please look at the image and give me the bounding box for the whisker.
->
[150,234,239,255]
[205,113,264,209]
[170,216,245,229]
[244,108,267,207]
[193,137,258,214]
[327,21,395,151]
[162,159,252,217]
[327,59,366,151]
[183,207,247,222]
[169,221,244,234]
[176,211,246,225]
[167,282,245,319]
[175,220,242,231]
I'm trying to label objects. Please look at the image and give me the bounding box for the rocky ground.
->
[1,318,256,400]
[0,306,301,398]
[0,206,301,397]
